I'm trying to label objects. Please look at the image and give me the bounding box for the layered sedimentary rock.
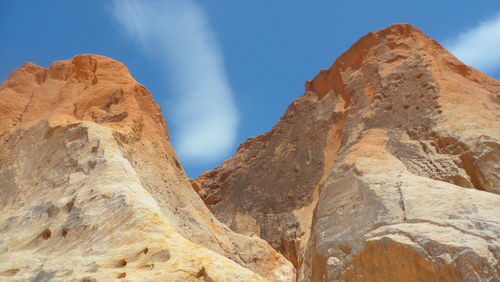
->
[198,24,500,281]
[0,55,294,281]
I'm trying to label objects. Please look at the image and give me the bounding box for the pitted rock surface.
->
[0,54,294,281]
[198,24,500,281]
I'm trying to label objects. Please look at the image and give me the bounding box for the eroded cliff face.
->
[198,24,500,281]
[0,55,294,281]
[1,24,499,282]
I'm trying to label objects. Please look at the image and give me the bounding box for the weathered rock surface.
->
[1,24,499,282]
[0,55,294,281]
[198,24,500,281]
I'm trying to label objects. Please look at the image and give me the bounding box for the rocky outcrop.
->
[1,24,499,282]
[198,24,500,281]
[0,55,294,281]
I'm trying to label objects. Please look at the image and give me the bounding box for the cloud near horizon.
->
[447,13,500,74]
[111,0,239,163]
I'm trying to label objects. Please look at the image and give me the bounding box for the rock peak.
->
[1,25,499,282]
[0,54,295,281]
[371,23,423,37]
[198,23,500,281]
[1,54,168,145]
[304,24,428,100]
[305,23,496,101]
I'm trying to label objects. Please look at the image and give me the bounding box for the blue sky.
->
[1,1,499,177]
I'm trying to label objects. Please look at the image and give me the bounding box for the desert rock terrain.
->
[0,55,293,281]
[1,24,499,281]
[198,24,500,281]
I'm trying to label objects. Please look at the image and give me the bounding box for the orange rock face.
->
[0,55,294,281]
[1,24,499,281]
[198,24,500,281]
[0,55,172,156]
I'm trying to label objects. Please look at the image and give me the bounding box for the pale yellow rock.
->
[0,121,265,281]
[0,55,294,281]
[306,128,500,281]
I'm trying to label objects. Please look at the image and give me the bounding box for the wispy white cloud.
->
[447,13,500,73]
[111,0,239,162]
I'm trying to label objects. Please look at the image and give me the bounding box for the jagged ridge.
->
[197,23,500,281]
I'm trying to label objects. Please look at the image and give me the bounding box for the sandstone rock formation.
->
[1,23,499,282]
[198,24,500,281]
[0,55,294,281]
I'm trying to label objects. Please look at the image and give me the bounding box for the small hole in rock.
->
[66,200,75,213]
[62,227,69,237]
[415,106,420,110]
[403,105,410,110]
[2,268,19,276]
[47,206,54,217]
[174,159,182,169]
[40,229,52,240]
[117,272,126,279]
[437,110,443,114]
[88,160,96,169]
[385,105,393,111]
[116,259,127,268]
[143,247,149,255]
[196,267,206,278]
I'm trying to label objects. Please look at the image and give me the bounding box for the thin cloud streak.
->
[447,13,500,73]
[111,0,239,162]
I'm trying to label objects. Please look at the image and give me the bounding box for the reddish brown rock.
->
[198,24,500,281]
